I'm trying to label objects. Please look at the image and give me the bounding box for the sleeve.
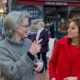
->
[34,55,44,73]
[76,75,80,80]
[49,40,60,80]
[27,51,35,61]
[0,48,35,80]
[27,51,44,73]
[26,38,44,73]
[41,31,49,46]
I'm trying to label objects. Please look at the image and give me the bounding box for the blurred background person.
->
[49,22,55,38]
[36,22,49,70]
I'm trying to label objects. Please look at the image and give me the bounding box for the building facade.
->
[0,0,6,36]
[0,0,11,37]
[11,0,80,39]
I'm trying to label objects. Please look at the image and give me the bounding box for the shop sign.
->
[22,6,42,19]
[29,10,39,18]
[46,2,67,6]
[17,0,80,6]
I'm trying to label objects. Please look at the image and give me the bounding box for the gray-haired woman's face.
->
[14,17,29,39]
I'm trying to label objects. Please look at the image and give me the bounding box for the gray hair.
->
[38,22,45,27]
[3,10,30,38]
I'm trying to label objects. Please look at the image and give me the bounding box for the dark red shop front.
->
[17,0,80,39]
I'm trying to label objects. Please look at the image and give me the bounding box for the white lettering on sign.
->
[28,10,39,18]
[46,2,67,6]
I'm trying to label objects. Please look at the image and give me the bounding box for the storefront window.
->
[69,7,80,20]
[0,9,4,36]
[44,6,68,39]
[0,0,7,39]
[0,9,6,36]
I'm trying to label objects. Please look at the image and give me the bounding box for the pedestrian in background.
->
[49,17,80,80]
[36,22,49,70]
[49,22,55,38]
[0,11,44,80]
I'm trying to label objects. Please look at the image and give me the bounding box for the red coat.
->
[49,37,80,80]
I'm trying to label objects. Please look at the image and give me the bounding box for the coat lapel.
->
[38,29,44,40]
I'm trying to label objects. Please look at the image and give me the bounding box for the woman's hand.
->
[64,77,78,80]
[29,39,43,55]
[34,62,43,72]
[51,78,56,80]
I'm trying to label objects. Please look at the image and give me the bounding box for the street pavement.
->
[34,70,49,80]
[34,59,49,80]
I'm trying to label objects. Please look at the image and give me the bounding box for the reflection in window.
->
[0,9,4,37]
[0,9,4,18]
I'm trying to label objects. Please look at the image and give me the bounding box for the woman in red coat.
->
[49,18,80,80]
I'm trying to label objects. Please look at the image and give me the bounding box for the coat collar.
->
[39,29,45,35]
[58,36,68,45]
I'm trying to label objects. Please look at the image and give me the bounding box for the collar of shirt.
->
[36,28,44,41]
[7,37,25,45]
[38,28,44,33]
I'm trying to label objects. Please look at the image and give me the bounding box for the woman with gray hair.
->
[0,11,44,80]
